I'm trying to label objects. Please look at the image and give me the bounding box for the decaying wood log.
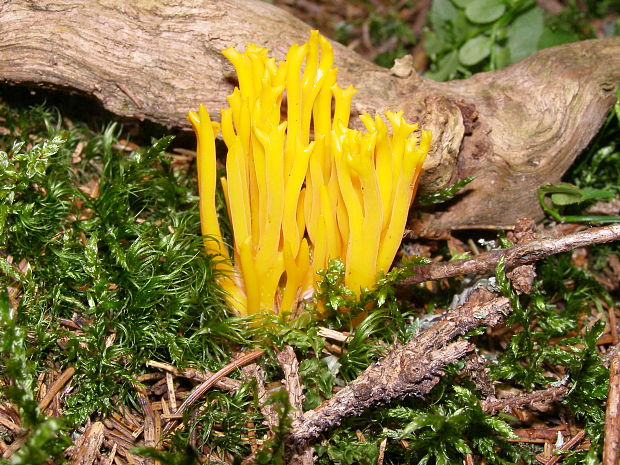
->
[1,0,619,230]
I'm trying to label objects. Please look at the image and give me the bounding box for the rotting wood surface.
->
[1,0,619,230]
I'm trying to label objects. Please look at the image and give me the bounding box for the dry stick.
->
[277,346,315,465]
[605,343,620,367]
[104,443,117,465]
[68,421,106,465]
[538,429,586,465]
[134,385,157,465]
[400,224,620,285]
[511,429,562,444]
[239,366,271,465]
[1,437,26,459]
[242,364,279,431]
[377,437,388,465]
[277,346,305,423]
[146,360,242,391]
[608,303,619,346]
[39,366,75,412]
[603,354,620,465]
[289,297,512,445]
[482,384,569,415]
[0,412,21,434]
[165,373,177,412]
[163,350,265,434]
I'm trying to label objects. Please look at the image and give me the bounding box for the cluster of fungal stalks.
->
[188,31,431,317]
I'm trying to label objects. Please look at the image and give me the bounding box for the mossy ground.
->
[1,2,619,464]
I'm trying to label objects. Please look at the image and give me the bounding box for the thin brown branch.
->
[538,430,586,465]
[163,350,264,434]
[146,360,242,391]
[289,295,512,445]
[401,224,620,285]
[603,354,620,465]
[482,384,569,415]
[67,421,105,465]
[277,346,315,465]
[1,436,26,459]
[608,303,619,346]
[134,385,157,455]
[242,363,279,431]
[605,343,620,366]
[39,366,75,413]
[277,346,305,422]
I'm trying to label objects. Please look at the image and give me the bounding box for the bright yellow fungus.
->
[187,31,431,317]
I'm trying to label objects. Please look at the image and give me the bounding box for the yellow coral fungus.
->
[187,31,431,317]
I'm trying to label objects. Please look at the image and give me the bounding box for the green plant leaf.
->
[459,36,492,65]
[430,0,460,29]
[451,0,470,7]
[538,26,581,48]
[465,0,506,24]
[416,176,474,206]
[507,7,544,62]
[424,30,448,56]
[541,183,615,206]
[425,49,460,81]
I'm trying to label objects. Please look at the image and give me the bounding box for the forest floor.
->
[1,1,620,465]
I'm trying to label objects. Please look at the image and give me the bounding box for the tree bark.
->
[1,0,619,230]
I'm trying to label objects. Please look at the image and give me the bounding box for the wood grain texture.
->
[289,294,512,444]
[1,0,619,229]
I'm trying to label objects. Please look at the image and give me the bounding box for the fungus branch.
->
[188,31,431,317]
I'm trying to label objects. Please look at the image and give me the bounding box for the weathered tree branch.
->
[289,223,620,444]
[603,354,620,465]
[277,346,315,465]
[288,294,512,445]
[400,224,620,285]
[1,0,619,229]
[482,384,569,415]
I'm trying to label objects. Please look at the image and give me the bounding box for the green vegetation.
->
[1,100,616,462]
[1,1,619,463]
[332,2,418,68]
[0,290,69,465]
[425,0,618,80]
[0,103,250,452]
[538,91,620,223]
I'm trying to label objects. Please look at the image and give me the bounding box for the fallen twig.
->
[240,363,279,465]
[482,383,569,415]
[67,421,105,465]
[289,295,512,444]
[163,350,264,433]
[400,224,620,285]
[134,385,157,454]
[536,429,586,465]
[604,343,620,366]
[278,346,315,465]
[277,346,305,424]
[146,360,242,391]
[603,354,620,465]
[242,363,279,431]
[39,366,75,413]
